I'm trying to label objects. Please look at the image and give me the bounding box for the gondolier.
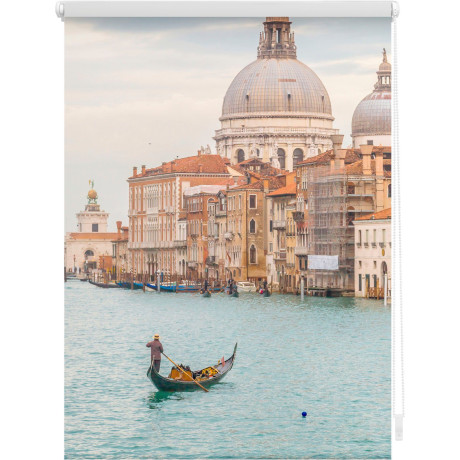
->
[146,333,163,372]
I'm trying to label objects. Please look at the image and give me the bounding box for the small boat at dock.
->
[147,344,237,392]
[89,280,120,289]
[116,281,144,290]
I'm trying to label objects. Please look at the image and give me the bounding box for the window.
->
[238,195,242,210]
[358,260,362,268]
[249,245,257,264]
[367,140,374,145]
[293,148,304,167]
[249,219,256,234]
[358,230,362,244]
[382,229,386,243]
[249,194,256,209]
[277,149,286,169]
[373,229,377,242]
[388,184,391,198]
[84,250,94,259]
[237,149,245,163]
[92,223,98,232]
[358,274,362,291]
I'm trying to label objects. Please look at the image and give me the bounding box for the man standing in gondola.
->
[146,333,163,372]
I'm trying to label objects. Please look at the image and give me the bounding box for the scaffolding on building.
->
[306,160,377,292]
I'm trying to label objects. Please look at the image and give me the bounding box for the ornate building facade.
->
[214,17,339,171]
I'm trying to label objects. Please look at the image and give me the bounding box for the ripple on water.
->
[65,282,391,459]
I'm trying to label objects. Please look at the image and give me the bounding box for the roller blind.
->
[61,2,403,458]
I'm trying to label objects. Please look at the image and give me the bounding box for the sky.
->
[65,17,391,232]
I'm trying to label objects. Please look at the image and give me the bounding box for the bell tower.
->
[257,17,297,59]
[76,181,109,233]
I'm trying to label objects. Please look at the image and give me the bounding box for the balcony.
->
[364,242,369,248]
[379,242,386,248]
[188,261,198,269]
[173,239,187,248]
[273,219,286,230]
[216,208,226,217]
[224,232,234,240]
[274,250,287,261]
[293,211,304,222]
[356,242,362,248]
[371,242,377,248]
[294,247,308,256]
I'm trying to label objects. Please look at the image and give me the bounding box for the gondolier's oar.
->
[161,352,209,393]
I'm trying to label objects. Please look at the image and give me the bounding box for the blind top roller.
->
[56,1,397,19]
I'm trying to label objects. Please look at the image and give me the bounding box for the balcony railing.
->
[379,242,386,248]
[224,232,234,240]
[216,208,226,217]
[173,239,187,248]
[273,220,286,230]
[188,261,198,269]
[294,247,308,256]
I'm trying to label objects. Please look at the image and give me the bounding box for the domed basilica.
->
[214,17,339,171]
[214,17,391,170]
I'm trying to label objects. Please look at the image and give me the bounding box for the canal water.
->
[65,282,391,459]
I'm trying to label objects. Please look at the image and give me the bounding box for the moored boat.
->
[89,280,120,289]
[201,291,211,298]
[147,344,237,392]
[145,283,157,291]
[263,289,271,297]
[116,281,144,290]
[236,281,256,292]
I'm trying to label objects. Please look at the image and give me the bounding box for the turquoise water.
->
[65,282,391,459]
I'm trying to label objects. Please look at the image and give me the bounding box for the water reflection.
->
[146,391,184,409]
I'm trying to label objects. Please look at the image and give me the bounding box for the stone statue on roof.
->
[382,48,387,62]
[205,144,212,155]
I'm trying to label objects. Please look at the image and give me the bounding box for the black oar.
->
[161,352,209,393]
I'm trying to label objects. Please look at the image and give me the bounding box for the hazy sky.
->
[65,17,391,232]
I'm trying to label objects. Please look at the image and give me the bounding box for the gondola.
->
[147,344,237,392]
[88,280,120,289]
[145,283,157,291]
[262,289,271,297]
[201,291,211,298]
[116,281,144,290]
[79,278,89,282]
[229,290,239,297]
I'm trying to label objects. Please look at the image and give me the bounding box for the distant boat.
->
[79,278,89,282]
[147,343,237,392]
[89,280,120,289]
[236,281,256,292]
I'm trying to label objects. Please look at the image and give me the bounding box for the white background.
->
[1,0,459,458]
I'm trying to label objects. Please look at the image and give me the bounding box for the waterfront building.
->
[127,151,235,278]
[112,221,129,281]
[225,175,285,282]
[214,190,228,280]
[354,208,391,298]
[214,17,339,170]
[184,185,226,280]
[266,174,297,291]
[352,50,391,148]
[294,142,391,292]
[65,185,118,274]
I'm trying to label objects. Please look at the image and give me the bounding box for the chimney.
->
[133,166,137,177]
[197,149,201,156]
[375,147,384,177]
[198,164,203,173]
[335,149,347,170]
[331,134,344,155]
[141,165,146,175]
[116,220,122,237]
[360,144,373,175]
[263,178,270,193]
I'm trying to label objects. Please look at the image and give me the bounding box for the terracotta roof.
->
[355,208,391,221]
[67,232,119,240]
[296,149,361,167]
[345,159,391,177]
[130,154,229,179]
[230,176,285,192]
[267,182,297,197]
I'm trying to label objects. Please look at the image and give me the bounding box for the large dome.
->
[352,90,391,136]
[221,58,332,119]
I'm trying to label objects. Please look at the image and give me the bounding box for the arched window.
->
[237,149,245,163]
[293,148,304,167]
[249,244,257,264]
[84,250,94,259]
[277,149,286,169]
[249,219,256,234]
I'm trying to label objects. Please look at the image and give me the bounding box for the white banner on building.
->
[308,255,339,270]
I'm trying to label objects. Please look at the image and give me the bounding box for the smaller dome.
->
[88,189,97,200]
[379,61,391,72]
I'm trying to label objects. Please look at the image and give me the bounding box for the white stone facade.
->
[354,215,391,298]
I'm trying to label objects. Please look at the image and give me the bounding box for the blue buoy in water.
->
[302,411,307,418]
